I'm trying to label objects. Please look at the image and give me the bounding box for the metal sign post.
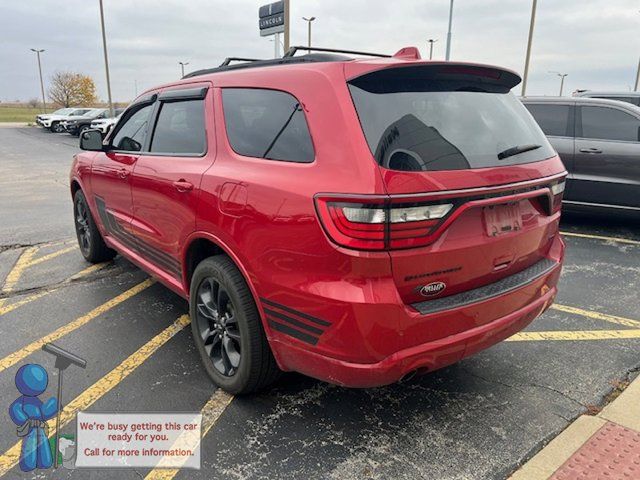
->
[259,1,286,58]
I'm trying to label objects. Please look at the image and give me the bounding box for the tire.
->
[77,125,90,137]
[73,190,117,263]
[50,122,64,133]
[190,256,280,394]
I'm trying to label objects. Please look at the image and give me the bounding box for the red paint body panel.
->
[70,54,567,388]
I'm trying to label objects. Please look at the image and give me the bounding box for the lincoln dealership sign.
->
[259,1,285,37]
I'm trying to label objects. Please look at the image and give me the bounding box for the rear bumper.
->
[273,280,557,388]
[268,234,564,388]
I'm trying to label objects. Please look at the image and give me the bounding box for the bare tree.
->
[28,98,39,108]
[48,71,98,107]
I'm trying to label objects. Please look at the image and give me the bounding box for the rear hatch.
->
[345,62,566,309]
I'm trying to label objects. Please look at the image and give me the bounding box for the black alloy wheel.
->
[189,256,281,394]
[195,277,242,376]
[72,190,116,263]
[75,195,92,256]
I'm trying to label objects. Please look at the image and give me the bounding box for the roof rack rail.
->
[219,57,262,67]
[283,46,391,58]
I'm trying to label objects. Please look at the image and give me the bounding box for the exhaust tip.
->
[398,367,429,384]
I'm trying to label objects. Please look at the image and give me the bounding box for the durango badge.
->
[420,282,446,297]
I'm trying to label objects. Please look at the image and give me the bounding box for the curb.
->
[510,373,640,479]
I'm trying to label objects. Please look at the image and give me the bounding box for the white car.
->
[36,108,94,133]
[90,108,125,135]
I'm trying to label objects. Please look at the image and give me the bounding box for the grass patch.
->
[0,105,56,123]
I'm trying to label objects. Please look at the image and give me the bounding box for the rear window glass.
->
[524,104,570,137]
[348,67,555,171]
[222,88,314,163]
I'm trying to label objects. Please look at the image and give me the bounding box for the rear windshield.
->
[348,66,555,171]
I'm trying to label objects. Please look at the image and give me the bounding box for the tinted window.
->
[523,104,570,137]
[222,88,314,162]
[349,81,554,171]
[581,107,640,142]
[111,104,153,152]
[150,100,206,154]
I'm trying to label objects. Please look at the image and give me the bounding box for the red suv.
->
[71,46,566,394]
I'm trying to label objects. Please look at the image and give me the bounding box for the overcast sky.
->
[1,0,638,103]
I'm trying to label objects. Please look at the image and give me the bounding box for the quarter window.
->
[523,104,570,137]
[222,88,314,162]
[111,104,153,152]
[581,107,640,142]
[150,100,206,154]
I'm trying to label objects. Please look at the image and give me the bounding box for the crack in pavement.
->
[461,369,588,408]
[0,263,120,299]
[0,241,50,253]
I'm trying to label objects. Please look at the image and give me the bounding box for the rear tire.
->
[73,190,116,263]
[190,256,281,394]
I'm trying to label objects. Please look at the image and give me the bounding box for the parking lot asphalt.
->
[0,126,638,480]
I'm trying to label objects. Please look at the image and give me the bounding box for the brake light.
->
[315,196,453,251]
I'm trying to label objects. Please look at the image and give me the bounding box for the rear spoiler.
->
[347,63,521,94]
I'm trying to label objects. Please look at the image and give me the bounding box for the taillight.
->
[550,180,565,213]
[315,196,453,251]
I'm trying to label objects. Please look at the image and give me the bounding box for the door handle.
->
[173,180,194,192]
[118,168,129,179]
[579,148,602,154]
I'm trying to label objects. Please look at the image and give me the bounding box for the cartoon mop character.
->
[9,364,57,472]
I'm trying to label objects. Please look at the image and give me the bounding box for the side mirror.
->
[80,129,104,151]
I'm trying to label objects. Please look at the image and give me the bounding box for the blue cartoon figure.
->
[9,364,57,472]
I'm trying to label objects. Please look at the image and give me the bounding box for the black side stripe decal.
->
[260,298,331,327]
[95,196,181,279]
[268,320,319,345]
[263,308,324,335]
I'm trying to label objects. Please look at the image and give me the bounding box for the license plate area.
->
[484,203,522,237]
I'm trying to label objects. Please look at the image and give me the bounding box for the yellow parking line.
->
[507,329,640,342]
[0,279,154,374]
[26,244,77,267]
[560,231,640,246]
[1,246,39,293]
[144,389,234,479]
[0,262,110,317]
[0,314,190,478]
[551,304,640,329]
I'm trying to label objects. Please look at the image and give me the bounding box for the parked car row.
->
[521,95,640,212]
[36,107,123,136]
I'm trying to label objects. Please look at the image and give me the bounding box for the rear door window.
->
[150,99,206,154]
[523,104,571,137]
[580,107,640,142]
[221,88,314,163]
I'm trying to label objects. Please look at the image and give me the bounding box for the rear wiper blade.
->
[497,144,541,160]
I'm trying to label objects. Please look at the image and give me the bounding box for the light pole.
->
[30,49,47,113]
[98,0,114,117]
[445,0,454,60]
[521,0,538,97]
[302,16,316,49]
[549,71,568,96]
[634,57,639,91]
[179,61,189,78]
[427,39,438,60]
